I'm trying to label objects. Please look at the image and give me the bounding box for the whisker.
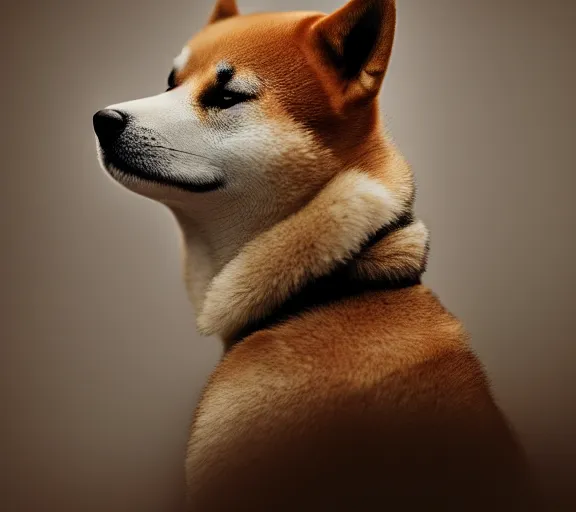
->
[142,144,215,163]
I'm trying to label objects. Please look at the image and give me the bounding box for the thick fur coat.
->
[94,0,534,509]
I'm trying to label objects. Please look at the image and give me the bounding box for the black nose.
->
[93,109,128,145]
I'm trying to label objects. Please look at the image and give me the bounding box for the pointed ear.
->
[209,0,239,24]
[314,0,396,102]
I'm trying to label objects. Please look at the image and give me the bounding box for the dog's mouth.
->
[99,142,225,194]
[94,110,225,193]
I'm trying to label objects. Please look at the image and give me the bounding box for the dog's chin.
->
[96,145,225,196]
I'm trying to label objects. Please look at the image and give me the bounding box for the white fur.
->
[198,171,402,337]
[173,46,191,71]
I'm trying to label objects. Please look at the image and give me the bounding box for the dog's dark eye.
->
[166,69,177,92]
[202,87,252,110]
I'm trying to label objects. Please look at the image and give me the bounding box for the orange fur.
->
[188,287,533,509]
[177,1,535,508]
[96,0,536,508]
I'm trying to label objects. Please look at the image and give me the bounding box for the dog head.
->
[94,0,401,215]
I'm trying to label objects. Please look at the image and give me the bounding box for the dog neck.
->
[172,184,319,315]
[172,162,429,341]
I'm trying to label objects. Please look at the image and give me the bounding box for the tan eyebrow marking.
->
[216,61,235,85]
[213,61,262,96]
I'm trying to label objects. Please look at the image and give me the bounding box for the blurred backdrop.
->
[2,0,575,510]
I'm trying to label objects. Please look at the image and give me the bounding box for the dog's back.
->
[187,286,531,510]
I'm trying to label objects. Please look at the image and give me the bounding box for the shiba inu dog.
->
[94,0,533,509]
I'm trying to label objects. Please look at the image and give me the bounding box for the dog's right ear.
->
[209,0,239,24]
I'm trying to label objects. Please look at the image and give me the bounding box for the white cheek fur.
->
[104,85,322,206]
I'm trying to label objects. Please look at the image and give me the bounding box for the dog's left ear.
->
[313,0,396,103]
[209,0,239,24]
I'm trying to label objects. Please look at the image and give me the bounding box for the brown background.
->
[2,0,575,510]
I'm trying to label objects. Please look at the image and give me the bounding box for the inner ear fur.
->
[314,0,396,101]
